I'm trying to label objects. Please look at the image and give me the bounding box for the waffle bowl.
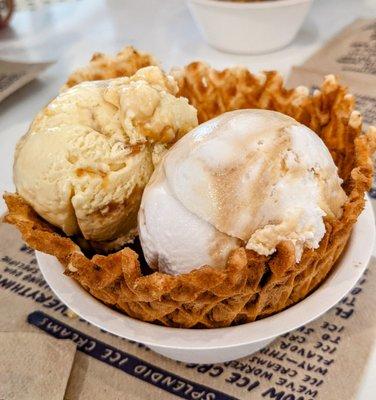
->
[62,46,158,90]
[4,53,376,329]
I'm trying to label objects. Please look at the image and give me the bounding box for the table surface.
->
[0,0,375,398]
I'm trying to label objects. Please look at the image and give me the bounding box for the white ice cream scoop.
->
[138,109,347,275]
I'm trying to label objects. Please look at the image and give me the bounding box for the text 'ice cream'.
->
[138,109,347,275]
[14,66,198,246]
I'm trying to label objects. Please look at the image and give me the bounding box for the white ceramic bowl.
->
[186,0,313,54]
[36,197,374,364]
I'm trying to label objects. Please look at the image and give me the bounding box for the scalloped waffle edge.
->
[4,53,376,328]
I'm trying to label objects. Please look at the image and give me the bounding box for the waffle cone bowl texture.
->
[4,47,376,328]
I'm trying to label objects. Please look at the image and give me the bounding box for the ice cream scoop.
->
[14,66,198,247]
[138,109,347,275]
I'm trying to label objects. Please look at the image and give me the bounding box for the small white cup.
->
[186,0,314,54]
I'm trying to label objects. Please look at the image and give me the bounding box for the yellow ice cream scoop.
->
[14,66,198,246]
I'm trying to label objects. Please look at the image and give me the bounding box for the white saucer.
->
[36,197,375,363]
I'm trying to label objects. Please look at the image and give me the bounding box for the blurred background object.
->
[15,0,78,11]
[0,0,14,28]
[186,0,314,54]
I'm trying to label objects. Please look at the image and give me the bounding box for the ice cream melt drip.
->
[138,109,347,275]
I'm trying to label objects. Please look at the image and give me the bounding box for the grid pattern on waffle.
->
[4,49,375,328]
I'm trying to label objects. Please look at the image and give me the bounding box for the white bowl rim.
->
[36,197,374,350]
[187,0,313,10]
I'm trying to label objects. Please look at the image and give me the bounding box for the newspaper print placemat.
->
[288,18,376,197]
[0,59,52,103]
